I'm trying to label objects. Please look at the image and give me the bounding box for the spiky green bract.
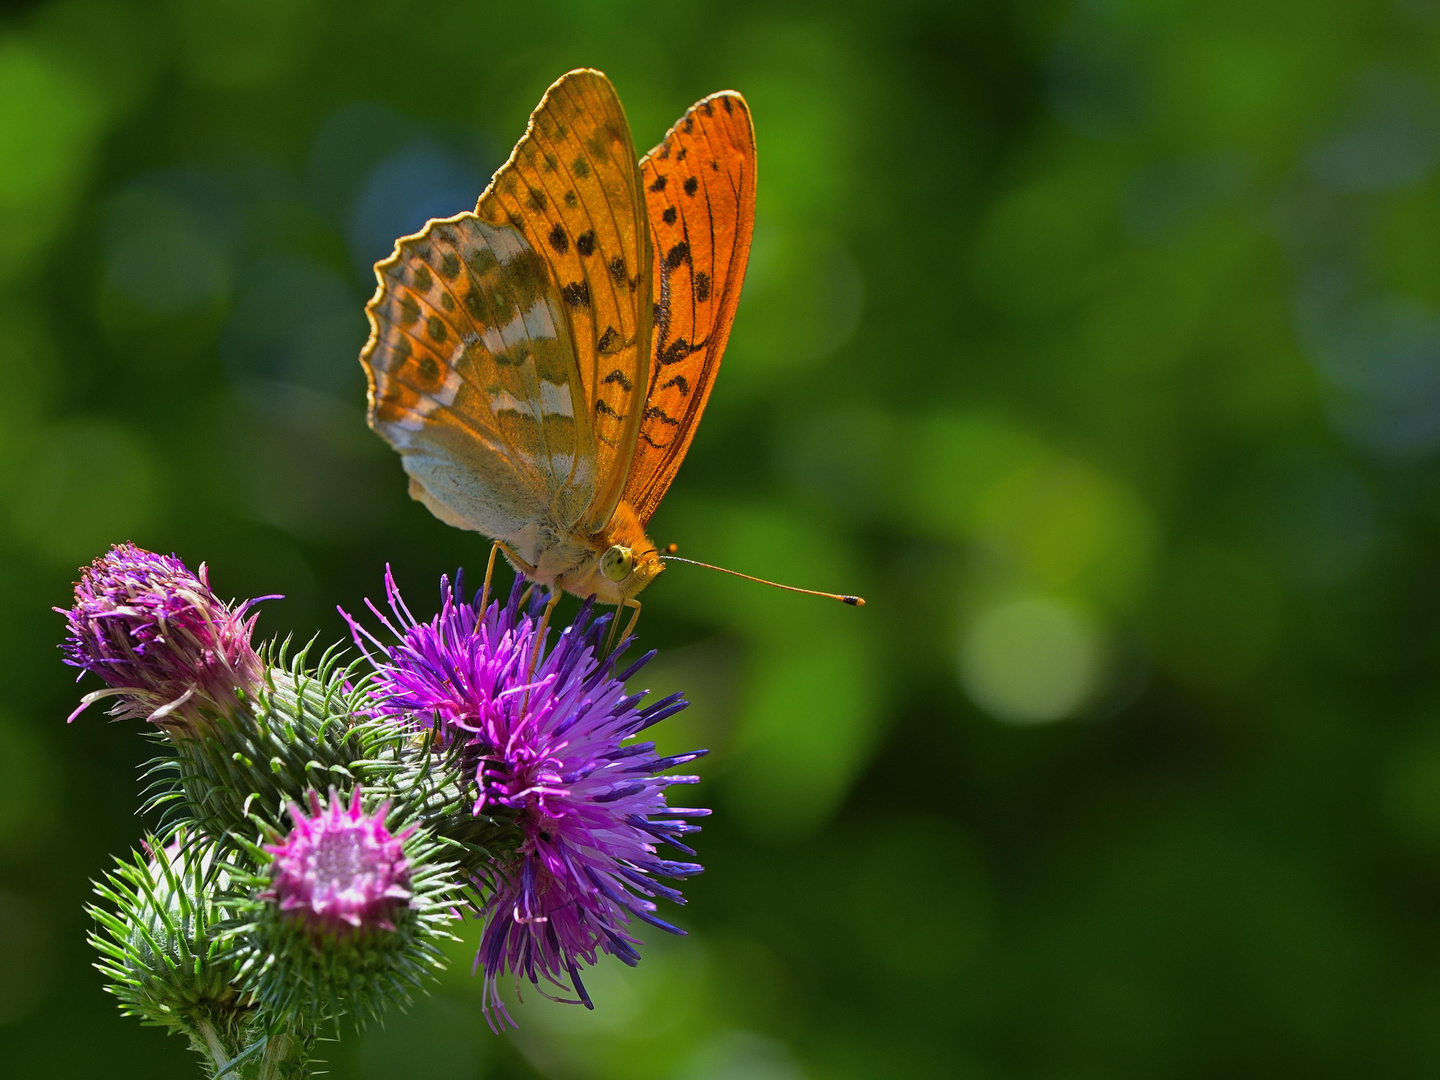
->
[143,638,395,843]
[221,799,464,1032]
[88,832,314,1080]
[90,833,248,1037]
[143,638,518,887]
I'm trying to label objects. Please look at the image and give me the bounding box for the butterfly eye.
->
[601,545,635,582]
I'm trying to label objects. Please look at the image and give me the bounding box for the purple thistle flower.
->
[265,788,414,934]
[346,569,707,1029]
[59,543,265,731]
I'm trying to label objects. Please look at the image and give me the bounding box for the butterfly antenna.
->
[658,555,865,606]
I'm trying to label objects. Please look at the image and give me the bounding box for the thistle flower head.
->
[265,789,413,935]
[230,788,461,1029]
[59,543,264,732]
[349,569,707,1029]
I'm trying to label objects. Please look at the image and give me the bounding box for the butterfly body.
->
[507,497,661,606]
[362,70,755,607]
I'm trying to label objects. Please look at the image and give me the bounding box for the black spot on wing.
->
[564,190,578,208]
[644,406,681,427]
[649,175,667,192]
[562,281,590,309]
[602,369,633,391]
[572,156,591,178]
[609,256,627,286]
[683,176,698,196]
[426,315,447,342]
[597,326,620,355]
[439,253,460,279]
[413,265,433,293]
[661,374,690,395]
[694,271,711,303]
[548,225,569,254]
[665,242,690,271]
[658,336,704,367]
[721,96,733,113]
[662,207,677,225]
[576,230,596,257]
[527,188,548,212]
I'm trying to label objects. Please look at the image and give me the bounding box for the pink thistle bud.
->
[59,543,266,732]
[265,789,414,935]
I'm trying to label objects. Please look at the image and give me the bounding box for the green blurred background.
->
[4,0,1440,1075]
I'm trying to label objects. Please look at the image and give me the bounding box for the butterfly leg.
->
[482,540,538,611]
[603,598,643,655]
[480,541,503,611]
[620,598,642,645]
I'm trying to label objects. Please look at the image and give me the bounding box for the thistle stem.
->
[186,1018,311,1080]
[191,1018,231,1075]
[256,1030,309,1080]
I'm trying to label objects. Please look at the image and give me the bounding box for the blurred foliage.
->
[5,0,1440,1076]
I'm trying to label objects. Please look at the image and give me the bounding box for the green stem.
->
[186,1015,312,1080]
[255,1030,310,1080]
[191,1017,233,1076]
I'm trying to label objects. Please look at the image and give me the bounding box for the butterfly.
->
[359,69,756,634]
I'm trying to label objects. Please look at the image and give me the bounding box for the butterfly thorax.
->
[512,499,662,606]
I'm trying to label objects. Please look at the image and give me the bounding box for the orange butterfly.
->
[361,69,856,636]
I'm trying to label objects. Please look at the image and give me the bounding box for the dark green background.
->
[4,0,1440,1076]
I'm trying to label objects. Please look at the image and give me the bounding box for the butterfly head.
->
[589,542,663,601]
[555,501,664,604]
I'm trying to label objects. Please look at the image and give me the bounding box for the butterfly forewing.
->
[363,210,598,536]
[476,69,653,535]
[624,90,757,525]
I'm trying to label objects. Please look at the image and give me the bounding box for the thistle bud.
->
[226,788,462,1029]
[89,834,254,1055]
[60,543,263,735]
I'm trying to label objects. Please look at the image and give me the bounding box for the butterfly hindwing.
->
[362,210,596,537]
[476,69,653,536]
[623,90,757,526]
